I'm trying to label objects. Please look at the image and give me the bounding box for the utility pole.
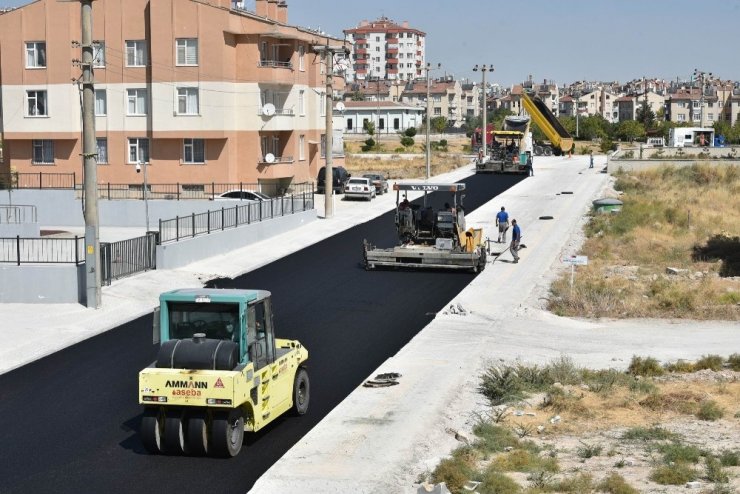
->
[473,64,493,155]
[314,44,346,219]
[424,62,441,180]
[79,0,100,308]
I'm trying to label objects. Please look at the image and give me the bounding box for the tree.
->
[350,91,365,101]
[616,120,646,142]
[363,120,375,137]
[578,115,610,140]
[558,116,577,136]
[404,127,417,138]
[636,105,656,129]
[431,116,447,134]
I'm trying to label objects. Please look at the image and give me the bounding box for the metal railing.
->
[257,60,293,69]
[258,156,294,165]
[258,107,295,116]
[100,232,157,285]
[159,191,314,244]
[0,205,37,224]
[89,181,313,201]
[0,172,76,189]
[0,236,84,265]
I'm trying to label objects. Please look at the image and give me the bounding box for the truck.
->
[668,127,715,148]
[363,182,486,272]
[476,128,532,175]
[521,91,573,156]
[138,288,309,457]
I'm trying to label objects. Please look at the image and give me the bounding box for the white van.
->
[668,127,714,147]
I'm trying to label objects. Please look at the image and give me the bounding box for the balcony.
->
[258,59,293,69]
[258,155,294,165]
[386,37,399,44]
[386,57,399,64]
[258,107,295,117]
[386,44,399,52]
[356,46,367,54]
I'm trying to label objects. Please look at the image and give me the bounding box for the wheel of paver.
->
[291,368,310,416]
[186,410,209,456]
[163,409,188,455]
[211,409,244,458]
[140,407,163,454]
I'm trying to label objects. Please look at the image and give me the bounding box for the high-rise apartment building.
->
[344,17,425,83]
[0,0,346,192]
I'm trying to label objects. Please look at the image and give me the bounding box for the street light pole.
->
[314,44,347,219]
[473,64,493,156]
[139,158,149,231]
[425,62,441,180]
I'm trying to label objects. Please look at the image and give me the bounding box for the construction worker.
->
[589,151,594,169]
[495,206,509,243]
[511,219,521,263]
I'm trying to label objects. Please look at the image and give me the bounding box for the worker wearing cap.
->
[495,206,509,243]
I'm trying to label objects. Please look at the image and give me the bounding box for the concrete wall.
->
[0,263,84,303]
[157,209,314,269]
[0,209,315,303]
[3,189,310,228]
[609,158,740,173]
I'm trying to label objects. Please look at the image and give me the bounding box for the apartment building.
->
[401,77,465,128]
[0,0,346,192]
[614,91,666,122]
[344,17,425,83]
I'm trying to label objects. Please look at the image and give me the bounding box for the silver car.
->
[343,177,376,201]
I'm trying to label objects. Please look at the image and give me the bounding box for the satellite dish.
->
[335,102,346,112]
[262,103,276,116]
[264,153,276,163]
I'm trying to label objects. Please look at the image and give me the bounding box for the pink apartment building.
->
[0,0,346,192]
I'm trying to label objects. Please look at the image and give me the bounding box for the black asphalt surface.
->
[0,173,524,494]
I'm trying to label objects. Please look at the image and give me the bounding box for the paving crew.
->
[511,219,521,263]
[495,206,510,243]
[589,151,594,169]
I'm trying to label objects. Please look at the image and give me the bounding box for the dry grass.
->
[549,164,740,320]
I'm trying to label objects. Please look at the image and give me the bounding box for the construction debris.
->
[363,372,402,388]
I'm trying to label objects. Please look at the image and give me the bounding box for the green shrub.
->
[549,473,594,492]
[576,441,603,459]
[545,355,581,384]
[705,456,730,483]
[621,426,678,442]
[628,378,658,394]
[627,356,664,376]
[719,449,739,467]
[658,442,703,464]
[472,422,519,454]
[399,136,414,148]
[694,354,724,371]
[430,455,475,493]
[491,449,558,473]
[478,467,521,494]
[727,353,740,371]
[664,359,696,373]
[597,472,639,494]
[696,400,725,421]
[404,127,417,138]
[650,463,697,485]
[394,147,405,153]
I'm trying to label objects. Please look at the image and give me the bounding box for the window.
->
[298,45,305,71]
[346,118,353,130]
[176,38,198,66]
[692,112,700,121]
[127,88,148,115]
[393,118,400,130]
[93,41,106,67]
[299,135,305,160]
[95,90,107,116]
[27,90,48,116]
[177,87,199,114]
[692,101,700,108]
[32,140,54,164]
[128,138,149,164]
[96,138,108,164]
[298,90,305,115]
[183,138,205,164]
[434,107,441,116]
[126,40,147,66]
[707,113,714,121]
[379,118,384,130]
[677,114,686,122]
[26,42,46,68]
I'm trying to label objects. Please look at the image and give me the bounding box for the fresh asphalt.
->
[0,173,524,494]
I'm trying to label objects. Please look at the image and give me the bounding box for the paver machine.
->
[363,182,486,272]
[138,288,309,457]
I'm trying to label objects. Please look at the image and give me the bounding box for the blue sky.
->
[3,0,738,87]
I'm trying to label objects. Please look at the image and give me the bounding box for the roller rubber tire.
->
[186,410,209,456]
[140,407,163,454]
[211,409,244,458]
[292,368,310,416]
[163,409,188,455]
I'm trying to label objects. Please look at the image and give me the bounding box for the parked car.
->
[214,190,272,201]
[362,173,389,195]
[316,166,350,194]
[344,177,376,201]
